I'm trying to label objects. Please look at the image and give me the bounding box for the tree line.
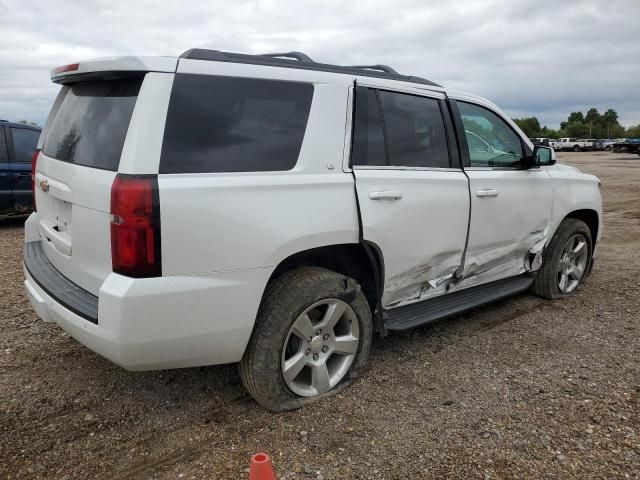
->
[514,108,640,139]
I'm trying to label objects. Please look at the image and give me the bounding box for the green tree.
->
[626,124,640,137]
[513,117,541,137]
[602,109,622,138]
[584,108,601,126]
[603,109,619,125]
[568,112,585,123]
[564,122,588,137]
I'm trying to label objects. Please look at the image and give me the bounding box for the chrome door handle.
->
[476,189,498,198]
[369,191,402,201]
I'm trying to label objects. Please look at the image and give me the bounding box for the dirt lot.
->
[1,151,639,479]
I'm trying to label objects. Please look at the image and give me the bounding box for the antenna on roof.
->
[261,52,314,62]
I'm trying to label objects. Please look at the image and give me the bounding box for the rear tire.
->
[239,267,372,412]
[532,218,592,299]
[573,145,581,152]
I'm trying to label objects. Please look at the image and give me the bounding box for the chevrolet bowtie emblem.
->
[39,179,50,192]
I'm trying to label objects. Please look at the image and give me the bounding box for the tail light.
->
[31,149,40,211]
[110,174,161,278]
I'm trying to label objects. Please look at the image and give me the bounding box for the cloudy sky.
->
[1,0,638,129]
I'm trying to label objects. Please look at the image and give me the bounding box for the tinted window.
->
[459,102,523,167]
[11,128,40,163]
[43,77,142,171]
[0,128,7,163]
[351,87,386,166]
[379,91,449,168]
[160,74,313,173]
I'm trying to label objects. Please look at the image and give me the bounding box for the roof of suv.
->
[181,49,442,88]
[50,50,442,89]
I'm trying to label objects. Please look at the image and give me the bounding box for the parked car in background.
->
[23,50,602,411]
[587,139,603,150]
[529,138,550,146]
[1,120,40,217]
[549,139,562,149]
[557,138,595,152]
[602,139,617,150]
[612,138,640,154]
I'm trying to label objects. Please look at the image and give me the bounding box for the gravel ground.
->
[1,151,639,479]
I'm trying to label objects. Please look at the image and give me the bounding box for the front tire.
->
[532,218,592,299]
[240,267,372,412]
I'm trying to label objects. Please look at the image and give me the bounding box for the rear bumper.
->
[24,241,273,371]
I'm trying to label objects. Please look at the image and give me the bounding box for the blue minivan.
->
[0,120,41,216]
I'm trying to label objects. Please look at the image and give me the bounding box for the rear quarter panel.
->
[159,62,359,275]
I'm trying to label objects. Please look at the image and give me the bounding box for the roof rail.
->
[261,52,314,62]
[347,64,399,75]
[179,49,442,88]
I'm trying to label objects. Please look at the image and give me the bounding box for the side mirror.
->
[532,145,556,166]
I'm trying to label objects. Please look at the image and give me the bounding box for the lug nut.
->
[323,334,329,340]
[307,337,312,343]
[322,345,329,353]
[316,329,322,335]
[305,349,311,355]
[313,353,319,361]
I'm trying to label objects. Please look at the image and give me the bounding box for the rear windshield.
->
[160,74,313,174]
[43,77,142,171]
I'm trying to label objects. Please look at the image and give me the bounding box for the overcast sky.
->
[1,0,638,129]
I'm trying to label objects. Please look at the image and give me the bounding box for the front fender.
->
[546,165,603,252]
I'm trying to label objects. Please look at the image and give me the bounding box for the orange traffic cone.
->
[249,452,276,480]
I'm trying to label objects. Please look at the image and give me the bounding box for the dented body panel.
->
[450,168,553,292]
[352,169,470,308]
[545,163,603,258]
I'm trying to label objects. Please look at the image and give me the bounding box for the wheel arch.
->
[264,242,385,330]
[565,208,599,244]
[556,208,600,275]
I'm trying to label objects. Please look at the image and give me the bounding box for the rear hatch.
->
[35,75,143,295]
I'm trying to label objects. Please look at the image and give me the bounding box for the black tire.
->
[239,267,373,412]
[573,145,581,152]
[532,218,593,300]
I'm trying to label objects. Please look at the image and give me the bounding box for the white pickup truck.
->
[554,138,595,152]
[23,50,602,411]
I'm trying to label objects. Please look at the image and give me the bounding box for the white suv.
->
[24,50,602,411]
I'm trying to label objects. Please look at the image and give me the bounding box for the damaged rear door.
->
[450,99,553,290]
[351,84,470,308]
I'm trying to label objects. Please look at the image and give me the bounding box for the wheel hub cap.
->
[309,335,323,353]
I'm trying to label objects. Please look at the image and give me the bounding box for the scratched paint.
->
[383,250,462,308]
[384,227,549,307]
[449,227,548,292]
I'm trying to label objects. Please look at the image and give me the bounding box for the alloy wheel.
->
[281,299,359,397]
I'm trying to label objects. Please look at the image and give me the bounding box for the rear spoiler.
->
[51,56,178,84]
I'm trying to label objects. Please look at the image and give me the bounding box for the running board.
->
[383,274,534,331]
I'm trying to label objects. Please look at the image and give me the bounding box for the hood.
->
[554,163,582,174]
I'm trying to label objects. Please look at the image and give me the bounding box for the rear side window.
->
[160,74,313,173]
[43,77,142,171]
[352,87,386,166]
[379,91,449,168]
[11,128,40,163]
[352,87,450,168]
